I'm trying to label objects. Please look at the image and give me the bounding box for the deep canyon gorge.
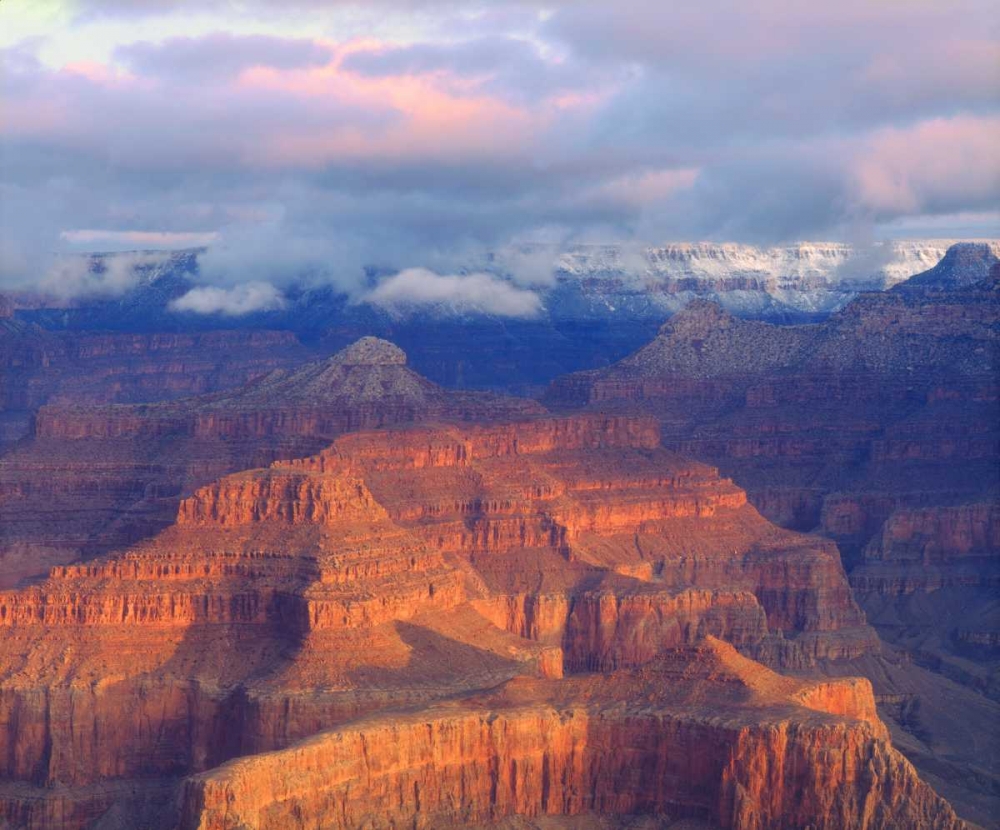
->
[0,243,996,829]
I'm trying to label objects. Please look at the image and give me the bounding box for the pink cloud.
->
[590,168,701,210]
[853,115,1000,215]
[235,45,555,167]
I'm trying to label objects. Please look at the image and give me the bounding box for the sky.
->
[1,0,998,312]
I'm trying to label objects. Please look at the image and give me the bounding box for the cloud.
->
[37,251,170,300]
[342,36,614,105]
[488,244,561,288]
[115,33,336,80]
[364,268,543,317]
[169,282,287,315]
[1,1,998,297]
[60,229,218,249]
[851,115,1000,217]
[193,220,352,289]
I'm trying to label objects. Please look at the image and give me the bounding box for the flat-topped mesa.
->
[179,642,962,830]
[303,414,662,473]
[177,467,387,527]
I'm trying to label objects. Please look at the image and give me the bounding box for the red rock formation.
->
[0,337,543,586]
[0,414,933,829]
[544,267,999,551]
[179,642,960,830]
[852,503,1000,596]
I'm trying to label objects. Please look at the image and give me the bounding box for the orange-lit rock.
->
[0,414,969,829]
[542,256,1000,823]
[0,337,543,586]
[180,642,960,830]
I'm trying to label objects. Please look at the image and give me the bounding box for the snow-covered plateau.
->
[537,240,997,319]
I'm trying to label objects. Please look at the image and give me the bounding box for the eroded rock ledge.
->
[0,414,957,829]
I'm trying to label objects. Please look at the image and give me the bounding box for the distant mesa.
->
[895,241,1000,291]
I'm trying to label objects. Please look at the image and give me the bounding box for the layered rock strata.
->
[544,247,999,632]
[543,245,1000,823]
[0,337,542,586]
[0,414,951,829]
[180,642,961,830]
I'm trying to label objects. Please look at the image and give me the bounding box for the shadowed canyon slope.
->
[9,241,977,394]
[544,244,1000,823]
[545,244,998,637]
[0,315,314,444]
[0,414,964,829]
[0,337,541,587]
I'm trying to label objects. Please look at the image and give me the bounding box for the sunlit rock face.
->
[181,644,960,830]
[0,337,543,587]
[0,413,962,830]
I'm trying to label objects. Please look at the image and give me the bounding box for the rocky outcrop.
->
[179,642,961,830]
[543,249,999,823]
[846,502,1000,701]
[851,503,1000,595]
[0,415,930,828]
[899,242,1000,291]
[0,338,543,586]
[544,244,999,638]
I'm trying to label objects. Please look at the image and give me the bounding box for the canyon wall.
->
[180,645,960,830]
[0,414,937,830]
[0,338,543,587]
[542,246,1000,823]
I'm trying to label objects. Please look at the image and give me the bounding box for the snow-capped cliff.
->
[541,240,988,319]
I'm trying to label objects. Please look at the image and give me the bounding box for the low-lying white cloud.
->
[365,268,543,318]
[169,282,287,316]
[39,252,170,300]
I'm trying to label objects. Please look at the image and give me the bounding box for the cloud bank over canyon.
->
[0,0,997,311]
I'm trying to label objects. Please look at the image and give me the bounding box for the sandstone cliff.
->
[0,337,542,587]
[179,642,960,830]
[0,414,964,829]
[542,245,1000,823]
